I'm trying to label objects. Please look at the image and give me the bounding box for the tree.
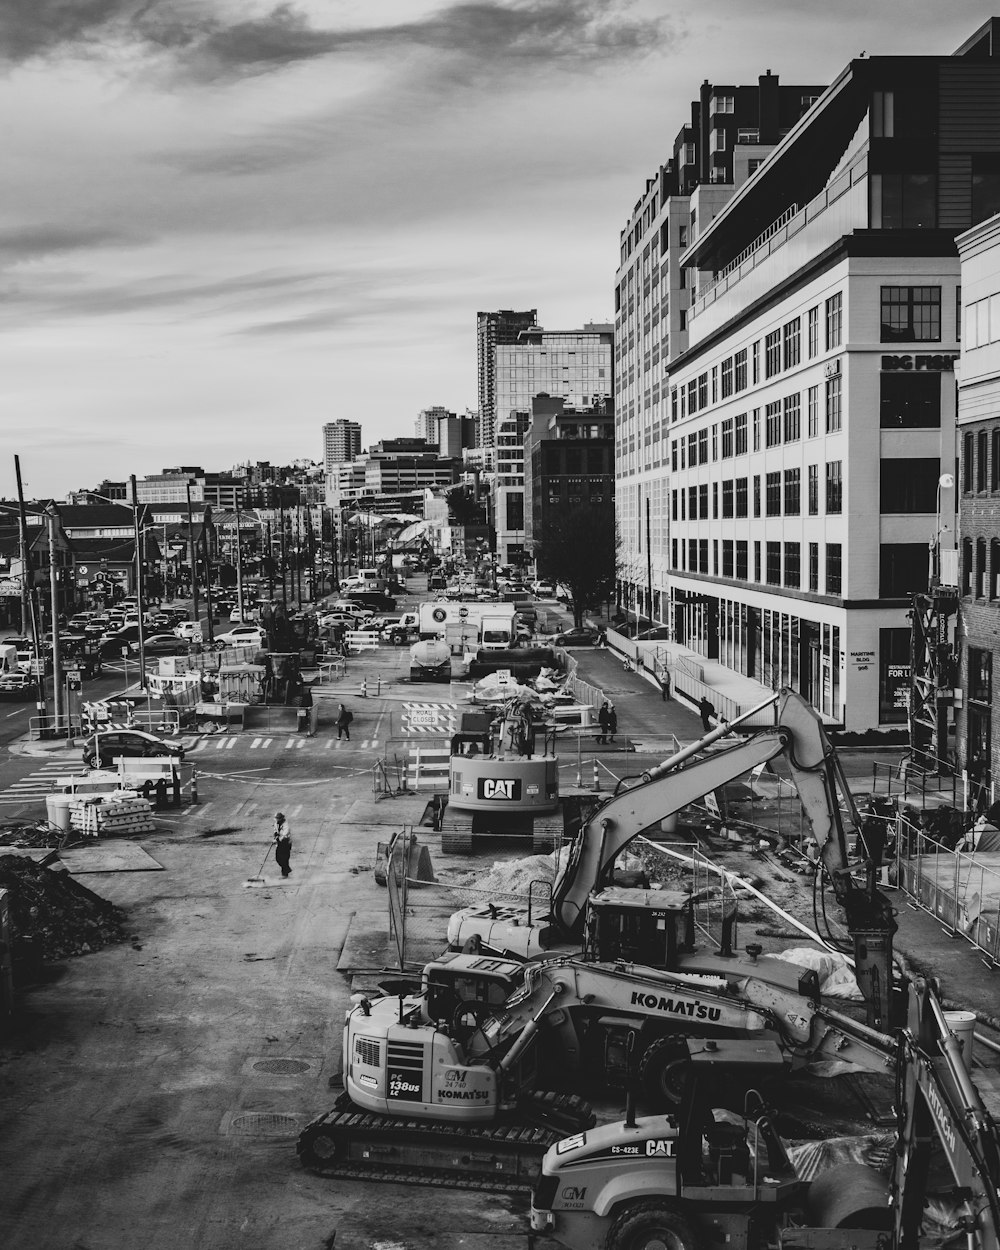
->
[534,505,618,628]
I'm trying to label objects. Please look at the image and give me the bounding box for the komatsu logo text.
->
[630,991,722,1021]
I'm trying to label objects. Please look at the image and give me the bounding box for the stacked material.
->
[69,797,155,838]
[0,853,127,965]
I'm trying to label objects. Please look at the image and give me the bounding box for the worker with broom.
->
[273,811,292,878]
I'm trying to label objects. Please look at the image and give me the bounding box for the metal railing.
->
[894,818,1000,968]
[27,716,83,741]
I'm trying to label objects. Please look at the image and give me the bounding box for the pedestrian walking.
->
[336,702,353,741]
[273,811,292,877]
[607,703,618,743]
[597,701,610,745]
[698,696,716,732]
[659,669,671,701]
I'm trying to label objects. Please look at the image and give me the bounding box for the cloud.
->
[0,0,670,82]
[0,223,149,264]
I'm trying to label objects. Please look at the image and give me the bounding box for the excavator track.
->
[297,1090,594,1192]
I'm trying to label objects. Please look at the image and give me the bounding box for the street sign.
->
[407,710,440,725]
[496,669,511,686]
[458,607,469,619]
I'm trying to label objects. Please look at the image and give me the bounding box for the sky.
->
[0,0,995,499]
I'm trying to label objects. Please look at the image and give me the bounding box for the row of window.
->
[962,428,1000,493]
[670,462,843,520]
[670,537,843,594]
[671,294,842,421]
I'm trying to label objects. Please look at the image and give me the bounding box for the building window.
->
[962,537,973,596]
[722,540,734,577]
[721,418,734,458]
[712,481,719,518]
[784,542,801,588]
[879,544,929,597]
[978,430,989,492]
[698,372,708,409]
[783,394,801,442]
[734,349,748,392]
[825,292,843,350]
[879,458,940,512]
[753,408,761,451]
[993,429,1000,491]
[712,93,735,114]
[872,90,894,138]
[688,432,697,464]
[765,401,782,447]
[977,537,987,598]
[880,373,941,428]
[783,318,801,369]
[964,431,974,493]
[735,412,747,455]
[712,424,718,460]
[873,172,937,229]
[699,482,709,519]
[765,330,781,377]
[825,374,842,432]
[671,491,678,521]
[736,541,748,580]
[712,366,718,403]
[754,541,762,582]
[698,428,708,464]
[826,543,842,595]
[765,471,782,516]
[766,542,782,585]
[699,539,709,573]
[880,286,941,342]
[735,477,748,517]
[991,539,1000,600]
[721,356,734,398]
[809,542,819,591]
[752,341,760,385]
[671,538,678,568]
[825,461,843,513]
[753,474,761,517]
[784,468,801,515]
[722,479,734,518]
[687,380,697,413]
[688,485,697,518]
[807,385,819,437]
[807,306,819,358]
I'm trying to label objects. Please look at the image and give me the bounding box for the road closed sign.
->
[407,710,440,725]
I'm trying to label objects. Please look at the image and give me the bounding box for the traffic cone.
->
[593,760,600,792]
[361,677,368,698]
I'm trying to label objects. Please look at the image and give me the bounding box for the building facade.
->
[658,32,1000,729]
[322,420,362,473]
[476,309,537,452]
[614,72,826,627]
[492,325,614,566]
[956,208,1000,793]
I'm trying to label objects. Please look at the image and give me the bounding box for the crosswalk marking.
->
[284,739,304,750]
[250,738,273,749]
[0,759,91,804]
[215,737,237,751]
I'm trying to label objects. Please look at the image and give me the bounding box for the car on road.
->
[318,611,362,630]
[132,633,191,656]
[173,621,204,641]
[531,580,555,597]
[552,626,600,647]
[82,729,185,768]
[214,625,266,648]
[0,671,33,697]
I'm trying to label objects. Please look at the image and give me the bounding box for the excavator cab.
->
[582,888,696,969]
[422,954,525,1034]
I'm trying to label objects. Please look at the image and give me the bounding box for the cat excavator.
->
[297,691,901,1190]
[530,978,1000,1250]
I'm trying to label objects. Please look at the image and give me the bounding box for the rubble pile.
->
[0,854,127,965]
[0,821,63,850]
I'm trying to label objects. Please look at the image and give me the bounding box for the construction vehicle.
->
[408,638,452,683]
[296,952,597,1190]
[297,689,900,1189]
[451,688,898,1033]
[530,978,1000,1250]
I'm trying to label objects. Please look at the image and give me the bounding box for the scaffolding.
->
[909,585,960,771]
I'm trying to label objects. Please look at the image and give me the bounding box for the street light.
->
[933,472,957,587]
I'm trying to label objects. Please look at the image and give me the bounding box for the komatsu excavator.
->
[297,691,901,1190]
[530,978,1000,1250]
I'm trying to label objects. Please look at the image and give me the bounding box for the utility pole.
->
[130,476,148,689]
[202,509,215,645]
[14,456,30,636]
[185,481,200,626]
[306,509,316,602]
[235,498,246,623]
[265,519,274,600]
[646,497,654,629]
[45,505,62,733]
[278,494,288,612]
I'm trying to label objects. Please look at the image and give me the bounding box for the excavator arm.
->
[551,688,898,1029]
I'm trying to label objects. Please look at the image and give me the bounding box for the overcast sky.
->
[0,0,993,498]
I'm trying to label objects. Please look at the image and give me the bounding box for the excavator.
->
[297,690,901,1188]
[530,977,1000,1250]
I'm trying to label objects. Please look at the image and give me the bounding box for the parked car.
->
[82,729,185,768]
[553,627,600,647]
[133,633,190,656]
[531,580,556,597]
[214,625,266,648]
[173,621,204,641]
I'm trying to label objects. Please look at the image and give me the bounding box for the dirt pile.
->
[0,854,127,971]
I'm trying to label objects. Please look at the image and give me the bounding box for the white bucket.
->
[944,1010,976,1071]
[45,793,77,832]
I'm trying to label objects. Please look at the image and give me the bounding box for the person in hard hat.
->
[273,812,292,878]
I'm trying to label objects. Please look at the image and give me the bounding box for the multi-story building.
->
[437,413,477,458]
[136,468,206,505]
[523,396,615,553]
[956,206,1000,791]
[415,406,454,443]
[615,72,826,625]
[322,420,362,473]
[660,25,1000,730]
[476,309,537,451]
[493,325,614,565]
